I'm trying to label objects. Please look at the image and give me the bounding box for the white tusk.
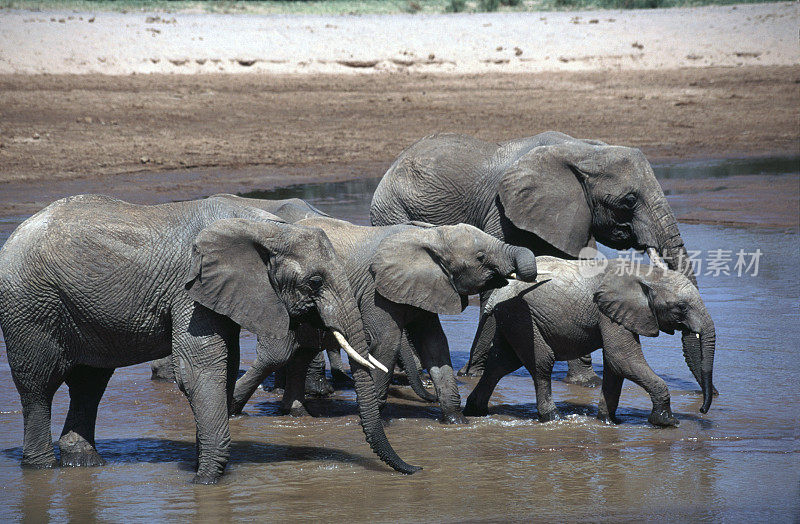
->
[696,333,700,339]
[332,331,375,370]
[368,354,389,373]
[508,271,552,282]
[647,248,668,270]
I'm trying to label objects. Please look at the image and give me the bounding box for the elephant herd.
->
[0,131,716,484]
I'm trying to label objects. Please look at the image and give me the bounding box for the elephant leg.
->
[231,334,298,416]
[7,335,66,469]
[515,332,560,422]
[305,351,334,397]
[564,354,602,388]
[464,332,522,416]
[172,312,238,484]
[398,329,437,403]
[458,290,495,377]
[600,318,677,427]
[597,356,624,425]
[280,347,320,417]
[409,314,467,424]
[58,365,114,467]
[326,347,352,386]
[150,355,174,381]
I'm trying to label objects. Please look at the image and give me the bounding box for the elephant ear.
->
[498,144,592,258]
[593,262,659,337]
[185,218,290,339]
[370,227,464,315]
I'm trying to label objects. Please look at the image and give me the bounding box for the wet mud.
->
[0,159,798,521]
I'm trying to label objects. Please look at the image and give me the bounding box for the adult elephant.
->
[370,132,702,389]
[147,194,344,392]
[0,194,418,484]
[231,217,538,424]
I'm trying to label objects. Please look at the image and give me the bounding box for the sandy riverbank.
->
[1,3,797,75]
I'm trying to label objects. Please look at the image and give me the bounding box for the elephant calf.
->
[464,257,716,426]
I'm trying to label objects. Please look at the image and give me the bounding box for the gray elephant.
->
[231,217,538,424]
[463,257,716,426]
[0,194,419,484]
[147,194,345,394]
[369,131,701,389]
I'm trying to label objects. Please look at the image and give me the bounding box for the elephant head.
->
[594,260,716,413]
[184,217,420,474]
[370,223,538,315]
[498,140,703,384]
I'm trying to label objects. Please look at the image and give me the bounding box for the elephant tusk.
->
[332,331,375,371]
[696,333,700,339]
[647,248,669,270]
[368,354,389,373]
[508,271,551,282]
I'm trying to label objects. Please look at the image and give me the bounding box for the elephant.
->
[148,194,342,395]
[369,131,702,390]
[231,217,538,424]
[463,257,716,426]
[0,194,419,484]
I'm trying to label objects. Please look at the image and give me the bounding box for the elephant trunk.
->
[647,193,711,393]
[511,246,538,282]
[500,244,538,281]
[319,293,421,474]
[698,314,716,413]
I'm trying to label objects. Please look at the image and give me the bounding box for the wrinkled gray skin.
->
[0,194,419,484]
[232,217,538,424]
[149,195,332,386]
[464,258,716,426]
[370,132,702,389]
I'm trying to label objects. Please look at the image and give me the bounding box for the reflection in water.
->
[0,159,798,521]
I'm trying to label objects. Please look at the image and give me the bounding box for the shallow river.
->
[0,159,798,521]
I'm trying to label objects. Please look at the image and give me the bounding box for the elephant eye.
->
[621,193,637,209]
[476,251,486,262]
[308,275,323,290]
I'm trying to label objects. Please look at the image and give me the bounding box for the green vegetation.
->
[0,0,779,15]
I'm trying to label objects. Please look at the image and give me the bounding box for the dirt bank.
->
[1,66,797,225]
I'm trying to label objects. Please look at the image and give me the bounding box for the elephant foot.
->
[191,474,220,485]
[21,453,58,469]
[456,363,484,377]
[648,409,679,427]
[58,432,104,467]
[305,375,334,397]
[537,408,562,423]
[597,412,620,425]
[440,411,469,425]
[280,400,312,417]
[330,369,353,387]
[228,411,249,419]
[463,398,488,417]
[563,371,602,388]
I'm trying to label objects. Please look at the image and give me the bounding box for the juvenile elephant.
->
[463,257,716,426]
[370,132,701,388]
[232,217,538,423]
[0,194,418,484]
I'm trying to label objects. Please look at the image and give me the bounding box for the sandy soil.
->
[1,3,797,75]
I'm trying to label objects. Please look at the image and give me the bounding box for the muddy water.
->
[1,161,799,521]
